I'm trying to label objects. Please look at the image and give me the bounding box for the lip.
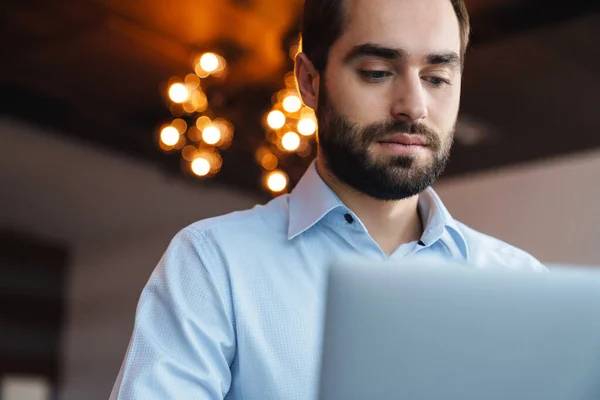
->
[375,142,428,155]
[377,134,428,146]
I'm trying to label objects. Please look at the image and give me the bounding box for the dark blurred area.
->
[0,0,599,399]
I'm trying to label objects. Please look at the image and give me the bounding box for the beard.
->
[316,84,454,201]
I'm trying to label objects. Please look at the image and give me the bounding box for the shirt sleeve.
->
[110,227,236,399]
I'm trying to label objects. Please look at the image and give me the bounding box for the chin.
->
[377,154,429,165]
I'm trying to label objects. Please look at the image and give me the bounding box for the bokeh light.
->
[159,54,232,180]
[168,83,189,103]
[202,125,221,145]
[213,119,234,148]
[194,64,211,79]
[284,72,296,88]
[160,126,180,146]
[192,91,208,112]
[200,53,220,73]
[182,145,198,162]
[209,150,223,173]
[282,131,301,151]
[267,110,286,129]
[182,102,197,113]
[191,157,211,177]
[267,170,288,193]
[282,95,302,113]
[196,116,212,130]
[184,73,200,88]
[261,153,279,171]
[255,146,271,164]
[297,118,317,136]
[171,118,188,134]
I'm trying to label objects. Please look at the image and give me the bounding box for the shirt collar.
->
[287,161,470,259]
[288,161,343,240]
[418,188,470,260]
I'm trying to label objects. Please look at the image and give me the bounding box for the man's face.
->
[316,0,462,200]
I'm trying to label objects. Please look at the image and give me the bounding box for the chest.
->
[226,242,331,399]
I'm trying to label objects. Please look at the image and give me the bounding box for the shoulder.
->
[454,221,546,272]
[153,196,290,284]
[171,195,290,250]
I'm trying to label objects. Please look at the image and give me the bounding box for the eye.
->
[359,70,393,82]
[422,76,451,88]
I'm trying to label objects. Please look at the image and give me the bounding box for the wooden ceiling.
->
[1,0,599,197]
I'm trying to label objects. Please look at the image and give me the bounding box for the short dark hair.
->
[300,0,471,72]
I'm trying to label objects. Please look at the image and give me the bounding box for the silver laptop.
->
[319,258,600,400]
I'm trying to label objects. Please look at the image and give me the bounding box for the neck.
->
[316,158,423,256]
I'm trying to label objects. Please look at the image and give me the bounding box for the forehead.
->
[338,0,461,58]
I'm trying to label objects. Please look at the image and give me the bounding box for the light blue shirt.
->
[111,162,544,400]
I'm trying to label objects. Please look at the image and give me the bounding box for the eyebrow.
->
[343,44,405,63]
[343,43,461,70]
[426,52,461,70]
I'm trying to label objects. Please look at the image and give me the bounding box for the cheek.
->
[428,89,461,132]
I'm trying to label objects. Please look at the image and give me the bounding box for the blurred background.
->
[1,0,599,398]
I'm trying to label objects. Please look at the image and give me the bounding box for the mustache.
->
[362,120,442,151]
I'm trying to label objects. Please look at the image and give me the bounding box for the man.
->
[111,0,544,398]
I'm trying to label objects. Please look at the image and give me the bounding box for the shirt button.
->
[344,213,354,224]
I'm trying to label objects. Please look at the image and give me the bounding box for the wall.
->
[435,149,600,266]
[0,118,260,399]
[0,117,259,245]
[60,233,180,400]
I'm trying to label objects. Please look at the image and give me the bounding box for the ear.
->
[294,52,320,110]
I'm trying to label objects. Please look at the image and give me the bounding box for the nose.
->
[390,72,428,123]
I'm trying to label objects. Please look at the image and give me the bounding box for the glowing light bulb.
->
[200,53,220,73]
[267,171,288,193]
[282,95,302,113]
[191,157,211,177]
[202,125,221,145]
[160,126,180,146]
[297,118,317,136]
[282,131,300,151]
[168,83,189,103]
[267,110,286,129]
